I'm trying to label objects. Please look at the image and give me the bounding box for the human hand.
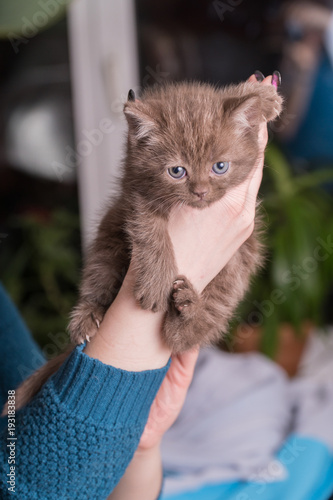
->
[107,347,199,499]
[128,73,276,455]
[137,346,199,451]
[168,73,276,294]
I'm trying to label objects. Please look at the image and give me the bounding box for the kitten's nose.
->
[193,189,208,199]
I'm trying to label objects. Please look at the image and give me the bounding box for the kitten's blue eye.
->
[168,166,187,179]
[212,161,230,175]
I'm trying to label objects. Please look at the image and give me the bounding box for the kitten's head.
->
[124,81,282,212]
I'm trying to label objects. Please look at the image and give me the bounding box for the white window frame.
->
[68,0,139,248]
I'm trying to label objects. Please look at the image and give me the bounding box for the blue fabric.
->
[285,51,333,165]
[0,283,170,499]
[0,284,45,410]
[161,435,333,500]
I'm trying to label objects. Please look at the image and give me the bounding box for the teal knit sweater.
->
[0,284,170,499]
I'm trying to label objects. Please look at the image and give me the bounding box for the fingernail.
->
[272,70,281,89]
[254,70,265,82]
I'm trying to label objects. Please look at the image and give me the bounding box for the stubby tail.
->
[1,345,74,416]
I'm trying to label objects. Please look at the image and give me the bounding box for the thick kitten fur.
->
[4,80,282,414]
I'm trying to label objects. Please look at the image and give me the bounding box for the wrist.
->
[135,441,161,459]
[84,265,171,371]
[108,438,163,500]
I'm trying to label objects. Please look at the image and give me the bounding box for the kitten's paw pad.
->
[175,300,191,312]
[172,277,198,313]
[173,289,194,311]
[173,279,185,289]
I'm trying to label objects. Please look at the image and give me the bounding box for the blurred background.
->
[0,0,333,374]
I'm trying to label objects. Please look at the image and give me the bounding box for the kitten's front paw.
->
[172,276,199,318]
[68,302,105,344]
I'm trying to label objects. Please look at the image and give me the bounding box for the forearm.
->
[108,445,163,500]
[84,263,171,370]
[0,266,172,499]
[0,346,169,499]
[81,267,168,499]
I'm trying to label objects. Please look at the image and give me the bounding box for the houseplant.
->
[0,208,81,348]
[229,144,333,370]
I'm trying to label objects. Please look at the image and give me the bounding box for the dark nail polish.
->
[272,70,281,89]
[128,89,136,101]
[254,70,265,82]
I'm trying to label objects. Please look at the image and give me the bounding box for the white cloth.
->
[161,329,333,496]
[290,329,333,449]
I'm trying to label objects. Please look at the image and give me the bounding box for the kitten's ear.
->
[223,87,282,131]
[124,93,156,141]
[223,95,262,132]
[127,89,135,101]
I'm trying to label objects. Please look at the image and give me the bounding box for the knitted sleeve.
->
[0,344,170,499]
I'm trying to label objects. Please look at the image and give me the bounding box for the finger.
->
[258,121,269,150]
[171,346,200,383]
[248,74,257,83]
[234,75,271,206]
[272,70,281,89]
[176,345,200,368]
[234,124,266,200]
[261,75,273,86]
[248,70,265,83]
[247,153,264,202]
[261,72,281,90]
